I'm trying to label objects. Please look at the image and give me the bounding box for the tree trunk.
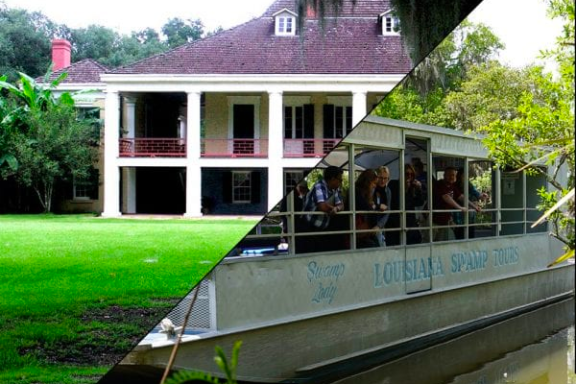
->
[33,181,54,213]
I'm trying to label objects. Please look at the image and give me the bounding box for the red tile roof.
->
[42,59,109,84]
[112,0,411,75]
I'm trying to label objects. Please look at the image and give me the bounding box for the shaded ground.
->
[19,300,179,367]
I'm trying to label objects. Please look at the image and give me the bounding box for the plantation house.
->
[51,0,411,216]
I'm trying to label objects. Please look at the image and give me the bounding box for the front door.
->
[233,104,255,155]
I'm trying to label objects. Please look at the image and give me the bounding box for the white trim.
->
[272,8,297,17]
[100,74,406,93]
[72,176,91,200]
[274,9,297,36]
[117,156,321,169]
[380,11,400,36]
[232,171,252,204]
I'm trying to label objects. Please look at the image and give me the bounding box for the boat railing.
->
[230,203,543,257]
[230,202,548,257]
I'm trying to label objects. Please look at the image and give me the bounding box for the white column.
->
[352,91,368,127]
[124,168,136,213]
[124,97,137,213]
[185,91,202,217]
[267,90,284,211]
[102,90,121,217]
[125,97,136,138]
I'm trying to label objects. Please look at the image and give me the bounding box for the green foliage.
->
[0,71,97,212]
[541,0,575,88]
[166,370,221,384]
[162,18,205,49]
[0,6,60,79]
[70,25,119,65]
[373,20,505,126]
[166,341,242,384]
[0,3,216,73]
[0,215,257,382]
[443,62,535,131]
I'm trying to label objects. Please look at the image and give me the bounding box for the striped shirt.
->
[302,179,342,230]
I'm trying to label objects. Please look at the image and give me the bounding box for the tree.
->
[0,72,98,212]
[162,18,205,49]
[480,0,574,262]
[0,6,59,79]
[410,20,504,94]
[0,75,18,171]
[374,21,505,125]
[441,62,535,131]
[69,25,120,65]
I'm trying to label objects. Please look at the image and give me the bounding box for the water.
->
[330,298,575,384]
[101,298,575,384]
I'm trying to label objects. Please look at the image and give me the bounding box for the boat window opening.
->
[431,155,470,242]
[230,134,550,258]
[467,160,497,239]
[500,166,525,236]
[404,137,431,245]
[353,147,402,248]
[526,168,548,234]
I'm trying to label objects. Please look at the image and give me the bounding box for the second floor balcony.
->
[120,138,186,158]
[283,138,340,158]
[118,137,340,159]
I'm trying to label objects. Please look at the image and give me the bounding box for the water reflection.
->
[100,299,574,384]
[329,298,575,384]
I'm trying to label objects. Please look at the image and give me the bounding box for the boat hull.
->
[122,261,574,382]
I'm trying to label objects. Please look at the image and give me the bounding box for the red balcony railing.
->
[283,139,340,158]
[201,139,269,158]
[119,138,186,157]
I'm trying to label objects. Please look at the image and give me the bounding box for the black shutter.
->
[251,171,261,204]
[346,106,353,134]
[89,168,99,200]
[323,104,334,138]
[284,106,292,139]
[222,171,232,203]
[304,104,314,138]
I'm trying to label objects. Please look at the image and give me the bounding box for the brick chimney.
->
[306,5,316,18]
[52,39,71,71]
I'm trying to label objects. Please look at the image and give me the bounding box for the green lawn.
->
[0,214,258,384]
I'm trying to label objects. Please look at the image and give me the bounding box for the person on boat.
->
[354,169,381,248]
[453,168,488,239]
[280,179,310,250]
[405,164,426,244]
[412,157,428,190]
[432,167,481,241]
[373,166,392,247]
[383,175,401,246]
[299,166,345,253]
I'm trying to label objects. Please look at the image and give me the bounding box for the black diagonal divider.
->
[98,0,486,382]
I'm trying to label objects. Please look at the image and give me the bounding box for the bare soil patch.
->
[19,301,179,366]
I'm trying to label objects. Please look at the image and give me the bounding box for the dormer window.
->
[380,10,400,36]
[273,9,297,36]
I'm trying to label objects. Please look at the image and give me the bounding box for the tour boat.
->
[121,116,575,382]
